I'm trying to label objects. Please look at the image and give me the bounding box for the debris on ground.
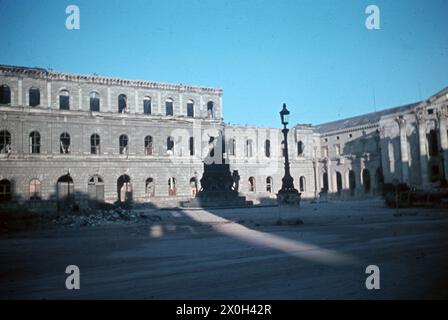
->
[0,208,164,234]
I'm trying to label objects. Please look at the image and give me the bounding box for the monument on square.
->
[180,131,253,208]
[277,104,301,223]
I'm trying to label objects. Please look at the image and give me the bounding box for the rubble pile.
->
[50,208,163,228]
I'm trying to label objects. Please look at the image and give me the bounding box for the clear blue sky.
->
[0,0,447,127]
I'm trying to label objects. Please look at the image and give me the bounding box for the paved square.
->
[1,200,447,299]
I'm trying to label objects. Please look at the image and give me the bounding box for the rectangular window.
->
[229,139,236,156]
[144,99,151,114]
[166,101,174,116]
[29,89,40,107]
[60,96,70,110]
[90,98,100,112]
[187,103,194,117]
[189,137,194,156]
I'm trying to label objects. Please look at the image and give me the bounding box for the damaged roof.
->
[314,102,420,134]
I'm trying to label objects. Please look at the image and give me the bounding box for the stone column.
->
[179,93,183,116]
[134,89,138,114]
[378,126,390,182]
[78,87,82,110]
[359,156,366,193]
[157,91,162,115]
[107,87,111,112]
[395,116,410,184]
[437,106,448,180]
[416,110,430,189]
[200,95,204,118]
[219,95,223,119]
[313,160,319,199]
[327,159,334,193]
[47,82,52,108]
[18,79,22,106]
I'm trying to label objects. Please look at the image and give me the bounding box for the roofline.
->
[0,64,223,95]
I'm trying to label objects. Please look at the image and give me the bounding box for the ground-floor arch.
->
[88,175,104,207]
[336,171,343,195]
[117,175,132,203]
[57,174,75,210]
[349,170,356,196]
[322,172,329,192]
[362,169,371,193]
[190,177,198,196]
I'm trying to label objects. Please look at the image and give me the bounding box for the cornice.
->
[0,65,223,95]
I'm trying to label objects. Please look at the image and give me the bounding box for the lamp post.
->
[277,104,301,213]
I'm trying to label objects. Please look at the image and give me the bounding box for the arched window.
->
[60,132,70,154]
[168,177,176,196]
[297,141,304,156]
[119,134,128,154]
[266,176,273,193]
[0,85,11,104]
[187,100,194,117]
[0,179,12,202]
[166,98,174,116]
[29,131,40,154]
[246,139,253,158]
[90,91,100,112]
[144,135,153,155]
[143,96,151,114]
[248,177,256,192]
[59,90,70,110]
[118,94,127,113]
[146,177,155,197]
[29,88,40,107]
[207,101,214,119]
[90,134,100,155]
[189,137,194,156]
[29,179,41,200]
[299,176,306,192]
[167,136,174,154]
[0,130,11,154]
[265,139,271,158]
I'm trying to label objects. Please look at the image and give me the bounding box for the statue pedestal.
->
[180,162,252,209]
[276,190,302,225]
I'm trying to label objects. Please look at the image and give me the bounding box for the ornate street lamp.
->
[280,103,290,127]
[277,103,301,207]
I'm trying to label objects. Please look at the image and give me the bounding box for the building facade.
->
[0,65,447,209]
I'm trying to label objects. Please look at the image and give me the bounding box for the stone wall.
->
[0,65,447,209]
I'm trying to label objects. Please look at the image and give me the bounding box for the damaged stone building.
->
[0,65,447,209]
